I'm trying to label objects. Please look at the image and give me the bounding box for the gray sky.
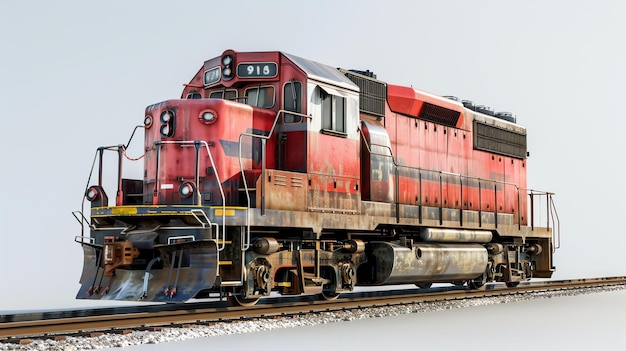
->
[1,0,625,311]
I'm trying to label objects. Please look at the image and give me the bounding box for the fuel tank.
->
[357,242,488,285]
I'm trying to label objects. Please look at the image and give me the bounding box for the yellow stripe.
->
[214,209,236,216]
[218,261,232,266]
[111,207,137,215]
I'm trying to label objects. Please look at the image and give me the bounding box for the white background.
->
[2,0,625,314]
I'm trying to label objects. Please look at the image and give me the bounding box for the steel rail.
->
[2,276,625,341]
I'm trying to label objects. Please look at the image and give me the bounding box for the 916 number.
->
[237,62,277,78]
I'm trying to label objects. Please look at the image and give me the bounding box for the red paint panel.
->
[386,84,465,128]
[282,130,307,172]
[502,157,515,215]
[446,128,460,209]
[143,99,275,206]
[387,85,422,117]
[395,113,411,204]
[379,106,525,220]
[308,132,360,178]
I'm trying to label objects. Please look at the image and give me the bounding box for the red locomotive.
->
[74,49,559,305]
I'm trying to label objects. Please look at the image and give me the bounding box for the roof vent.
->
[443,95,460,101]
[475,105,495,116]
[348,69,376,79]
[496,111,516,123]
[462,100,476,111]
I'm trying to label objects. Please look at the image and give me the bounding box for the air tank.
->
[419,228,493,243]
[357,242,488,285]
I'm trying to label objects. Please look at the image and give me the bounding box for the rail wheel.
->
[317,266,340,301]
[317,282,340,300]
[505,281,520,288]
[318,290,340,300]
[416,283,432,289]
[227,293,260,306]
[467,270,488,290]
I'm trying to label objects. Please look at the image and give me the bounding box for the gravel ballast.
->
[2,285,625,351]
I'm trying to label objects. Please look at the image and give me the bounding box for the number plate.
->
[237,62,278,78]
[203,66,221,86]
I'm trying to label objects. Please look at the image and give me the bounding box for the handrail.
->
[530,191,560,252]
[159,140,226,250]
[551,194,561,251]
[75,126,145,236]
[357,124,559,241]
[77,136,228,251]
[72,210,94,231]
[74,235,95,245]
[238,109,312,251]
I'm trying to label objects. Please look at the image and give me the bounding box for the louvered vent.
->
[343,71,386,118]
[474,121,527,159]
[419,102,461,127]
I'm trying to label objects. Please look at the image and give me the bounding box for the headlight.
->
[221,54,234,80]
[179,182,195,199]
[144,115,153,128]
[85,185,108,206]
[199,110,217,124]
[160,110,175,137]
[86,186,100,202]
[160,110,172,123]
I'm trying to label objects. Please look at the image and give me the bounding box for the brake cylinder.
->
[253,237,281,254]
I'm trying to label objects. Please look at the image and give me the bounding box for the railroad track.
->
[2,276,625,343]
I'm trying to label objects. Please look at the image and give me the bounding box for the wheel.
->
[468,271,488,290]
[317,266,340,300]
[317,290,340,301]
[227,294,260,306]
[468,278,486,289]
[452,281,466,287]
[416,283,432,289]
[505,281,520,288]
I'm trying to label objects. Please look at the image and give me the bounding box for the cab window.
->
[283,81,302,123]
[245,86,275,108]
[209,90,238,100]
[320,88,346,133]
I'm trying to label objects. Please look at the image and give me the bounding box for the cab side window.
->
[283,81,302,123]
[320,88,346,133]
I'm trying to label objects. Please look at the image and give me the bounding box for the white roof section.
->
[282,52,359,92]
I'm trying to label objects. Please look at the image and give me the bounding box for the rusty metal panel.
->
[261,169,307,211]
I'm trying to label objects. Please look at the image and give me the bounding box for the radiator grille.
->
[419,102,461,127]
[344,71,386,118]
[474,121,527,159]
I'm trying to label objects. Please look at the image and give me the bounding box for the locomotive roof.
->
[282,52,359,92]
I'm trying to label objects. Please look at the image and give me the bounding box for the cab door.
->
[278,80,307,172]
